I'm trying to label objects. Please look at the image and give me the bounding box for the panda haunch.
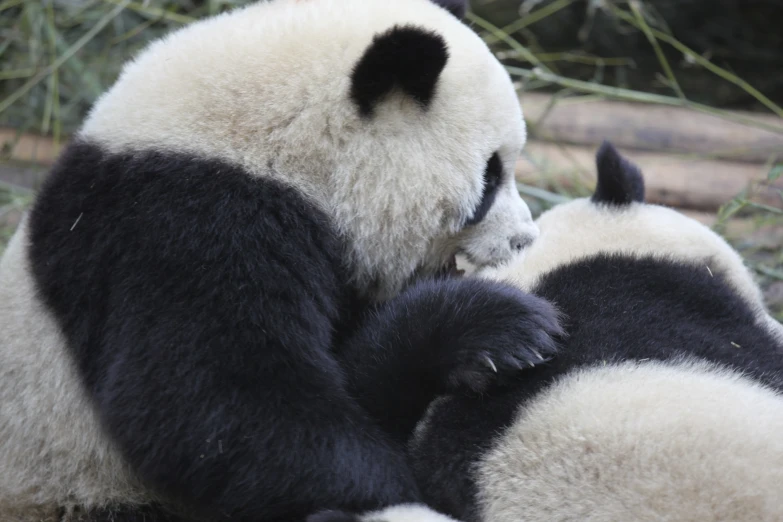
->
[0,1,560,521]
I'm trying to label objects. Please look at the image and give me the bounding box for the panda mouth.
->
[435,254,465,279]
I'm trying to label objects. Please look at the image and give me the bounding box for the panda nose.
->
[510,234,533,252]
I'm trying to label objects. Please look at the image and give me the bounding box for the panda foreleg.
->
[336,277,564,444]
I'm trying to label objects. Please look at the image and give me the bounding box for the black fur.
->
[465,153,503,227]
[409,389,522,522]
[351,26,448,117]
[412,254,783,522]
[592,141,645,206]
[430,0,468,19]
[339,277,563,444]
[30,141,407,521]
[28,141,562,521]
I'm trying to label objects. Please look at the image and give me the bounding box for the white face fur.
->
[78,0,535,301]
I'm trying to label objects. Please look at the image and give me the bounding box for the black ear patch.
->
[351,26,449,117]
[430,0,468,18]
[592,141,645,206]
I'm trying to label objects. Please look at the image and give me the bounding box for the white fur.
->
[356,504,461,522]
[0,217,152,517]
[478,199,783,341]
[80,0,535,301]
[476,359,783,522]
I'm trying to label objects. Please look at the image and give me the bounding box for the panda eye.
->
[484,152,504,189]
[465,152,504,227]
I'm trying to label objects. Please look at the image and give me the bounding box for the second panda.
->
[401,142,783,522]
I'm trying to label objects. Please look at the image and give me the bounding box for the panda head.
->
[479,141,772,322]
[78,0,535,301]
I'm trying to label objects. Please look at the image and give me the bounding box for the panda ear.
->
[430,0,468,19]
[592,141,646,206]
[350,26,449,118]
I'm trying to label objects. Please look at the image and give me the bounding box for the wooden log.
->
[518,141,783,212]
[0,128,62,166]
[521,92,783,164]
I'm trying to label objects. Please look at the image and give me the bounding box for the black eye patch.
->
[465,152,504,227]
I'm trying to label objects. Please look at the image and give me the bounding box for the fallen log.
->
[521,92,783,164]
[0,128,61,166]
[518,141,783,212]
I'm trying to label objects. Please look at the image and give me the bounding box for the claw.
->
[484,356,498,373]
[530,348,544,361]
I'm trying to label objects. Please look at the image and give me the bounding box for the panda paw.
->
[438,279,564,394]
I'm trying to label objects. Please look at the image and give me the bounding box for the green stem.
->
[508,66,783,135]
[609,5,783,118]
[628,0,685,99]
[467,12,550,73]
[0,0,132,116]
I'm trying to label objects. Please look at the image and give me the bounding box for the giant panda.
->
[401,142,783,522]
[0,0,565,521]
